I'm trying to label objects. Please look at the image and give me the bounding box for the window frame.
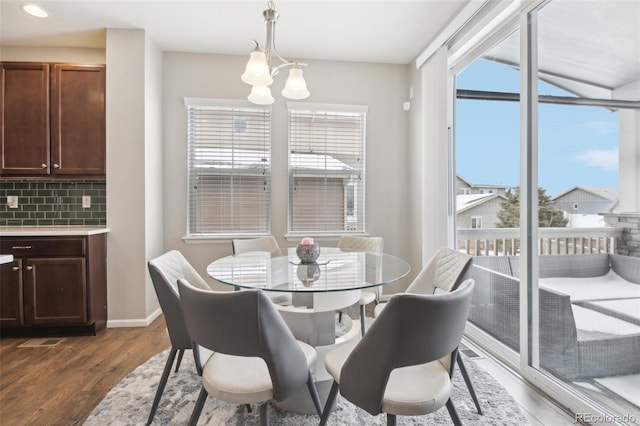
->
[184,98,272,238]
[286,102,368,237]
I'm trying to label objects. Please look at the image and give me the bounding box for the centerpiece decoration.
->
[296,237,320,263]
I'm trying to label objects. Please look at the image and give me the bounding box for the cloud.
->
[577,148,618,170]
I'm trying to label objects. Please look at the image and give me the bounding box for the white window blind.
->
[186,98,271,236]
[288,103,367,234]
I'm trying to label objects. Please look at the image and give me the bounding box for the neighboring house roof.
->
[456,175,513,191]
[194,148,356,175]
[551,186,618,201]
[456,193,507,214]
[456,175,473,187]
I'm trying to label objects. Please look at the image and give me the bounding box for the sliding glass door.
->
[454,1,639,423]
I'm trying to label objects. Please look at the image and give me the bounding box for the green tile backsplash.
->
[0,181,106,226]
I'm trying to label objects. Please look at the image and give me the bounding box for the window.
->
[471,216,483,229]
[287,103,367,234]
[185,98,271,236]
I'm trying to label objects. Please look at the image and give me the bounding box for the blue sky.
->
[455,59,619,196]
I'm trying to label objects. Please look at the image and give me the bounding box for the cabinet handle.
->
[11,245,32,250]
[26,266,33,271]
[41,163,48,168]
[53,163,60,169]
[12,266,19,271]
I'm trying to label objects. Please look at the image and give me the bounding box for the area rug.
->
[85,348,529,425]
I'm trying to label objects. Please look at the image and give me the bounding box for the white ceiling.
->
[484,0,640,101]
[2,0,638,101]
[0,0,472,64]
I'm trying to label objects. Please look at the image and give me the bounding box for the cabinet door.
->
[0,63,50,175]
[23,257,87,325]
[0,260,24,326]
[51,64,105,176]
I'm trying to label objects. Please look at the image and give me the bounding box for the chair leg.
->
[457,352,482,414]
[306,372,323,416]
[259,402,270,426]
[386,413,397,426]
[338,311,343,323]
[146,347,178,425]
[446,398,463,426]
[319,381,340,426]
[174,349,185,372]
[187,387,208,426]
[359,303,366,335]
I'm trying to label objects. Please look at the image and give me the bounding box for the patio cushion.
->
[581,298,640,325]
[571,305,640,337]
[539,271,640,302]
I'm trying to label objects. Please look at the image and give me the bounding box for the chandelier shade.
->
[241,50,273,86]
[282,68,310,99]
[248,85,275,105]
[241,1,310,104]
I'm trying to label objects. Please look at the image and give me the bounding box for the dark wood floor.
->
[0,316,169,426]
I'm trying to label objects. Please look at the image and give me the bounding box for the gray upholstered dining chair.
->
[232,235,290,305]
[337,235,384,335]
[320,279,475,426]
[177,278,322,426]
[146,250,212,425]
[373,247,482,414]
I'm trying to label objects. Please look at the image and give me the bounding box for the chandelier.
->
[241,1,310,105]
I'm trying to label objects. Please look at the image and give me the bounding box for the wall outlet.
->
[82,195,91,208]
[7,195,18,208]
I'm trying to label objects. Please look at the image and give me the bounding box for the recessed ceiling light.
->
[22,4,49,18]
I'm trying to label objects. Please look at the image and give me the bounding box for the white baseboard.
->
[106,307,162,328]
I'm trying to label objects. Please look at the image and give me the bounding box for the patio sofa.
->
[465,253,640,380]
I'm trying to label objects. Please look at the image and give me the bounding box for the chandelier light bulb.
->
[248,85,275,105]
[282,68,310,100]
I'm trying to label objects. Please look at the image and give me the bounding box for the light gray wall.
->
[106,29,151,324]
[144,35,164,318]
[162,52,414,293]
[404,58,424,293]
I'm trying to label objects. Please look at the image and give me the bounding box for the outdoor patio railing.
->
[457,227,623,256]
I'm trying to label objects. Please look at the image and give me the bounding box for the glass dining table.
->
[207,246,410,414]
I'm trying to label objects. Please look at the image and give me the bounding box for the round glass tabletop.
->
[207,247,410,293]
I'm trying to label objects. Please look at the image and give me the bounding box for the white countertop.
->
[0,254,14,264]
[0,226,110,237]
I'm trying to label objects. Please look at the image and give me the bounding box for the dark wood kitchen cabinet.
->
[0,62,106,177]
[0,234,107,335]
[0,259,25,326]
[0,63,50,176]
